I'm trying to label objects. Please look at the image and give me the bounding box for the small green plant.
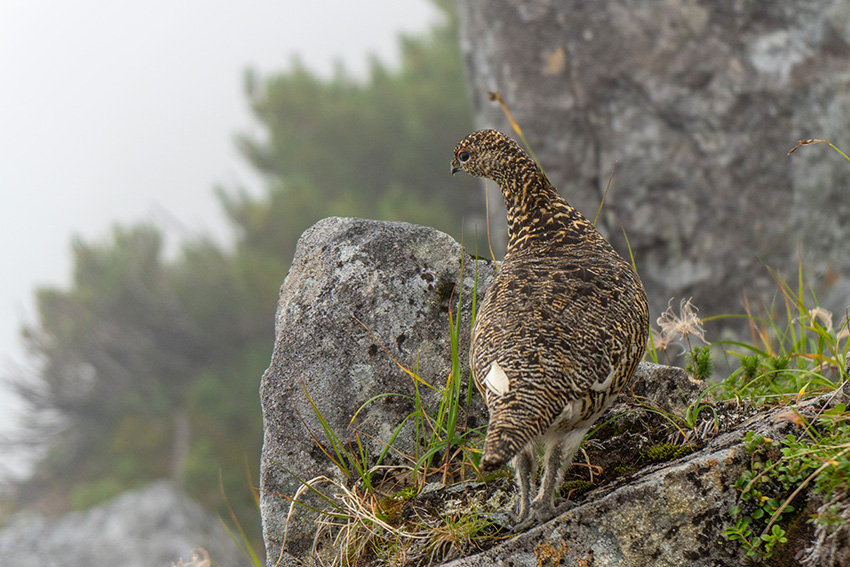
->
[408,250,487,482]
[722,432,798,562]
[217,470,265,567]
[723,406,850,563]
[682,385,719,432]
[722,515,788,563]
[394,486,418,501]
[685,345,713,380]
[716,142,850,563]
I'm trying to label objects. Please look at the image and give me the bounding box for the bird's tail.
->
[479,402,554,472]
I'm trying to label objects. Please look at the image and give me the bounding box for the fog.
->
[0,0,435,479]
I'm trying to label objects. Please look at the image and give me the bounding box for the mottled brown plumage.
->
[451,129,649,528]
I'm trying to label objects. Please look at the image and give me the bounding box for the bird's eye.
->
[458,150,470,163]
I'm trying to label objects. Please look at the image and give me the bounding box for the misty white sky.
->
[0,0,436,476]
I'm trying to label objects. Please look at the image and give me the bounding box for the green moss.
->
[435,280,456,302]
[376,496,404,522]
[640,443,695,463]
[614,465,636,476]
[558,479,594,498]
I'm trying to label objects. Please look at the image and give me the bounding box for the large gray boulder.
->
[456,0,850,328]
[0,481,245,567]
[259,217,495,565]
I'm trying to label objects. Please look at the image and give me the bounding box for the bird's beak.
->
[451,163,461,175]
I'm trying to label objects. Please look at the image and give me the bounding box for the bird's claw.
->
[509,499,575,532]
[507,509,527,528]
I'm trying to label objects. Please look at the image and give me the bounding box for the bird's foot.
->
[552,497,574,513]
[506,493,530,527]
[507,508,528,527]
[509,499,574,532]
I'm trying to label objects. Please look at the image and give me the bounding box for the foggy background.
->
[0,0,436,479]
[3,2,848,564]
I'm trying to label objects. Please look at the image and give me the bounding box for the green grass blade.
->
[298,381,351,478]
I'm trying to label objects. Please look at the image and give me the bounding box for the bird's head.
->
[450,129,519,178]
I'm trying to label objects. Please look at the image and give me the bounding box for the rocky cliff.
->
[455,0,850,329]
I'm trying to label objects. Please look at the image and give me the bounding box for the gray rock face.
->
[622,360,707,416]
[259,217,495,565]
[0,481,245,567]
[456,0,850,327]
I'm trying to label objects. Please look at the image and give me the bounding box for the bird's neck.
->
[496,154,596,254]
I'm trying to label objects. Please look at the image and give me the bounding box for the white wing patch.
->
[483,361,510,399]
[590,368,616,393]
[590,362,619,393]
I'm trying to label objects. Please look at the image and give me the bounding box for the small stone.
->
[418,481,447,498]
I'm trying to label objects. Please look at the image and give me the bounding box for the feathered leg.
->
[515,426,588,530]
[509,445,535,524]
